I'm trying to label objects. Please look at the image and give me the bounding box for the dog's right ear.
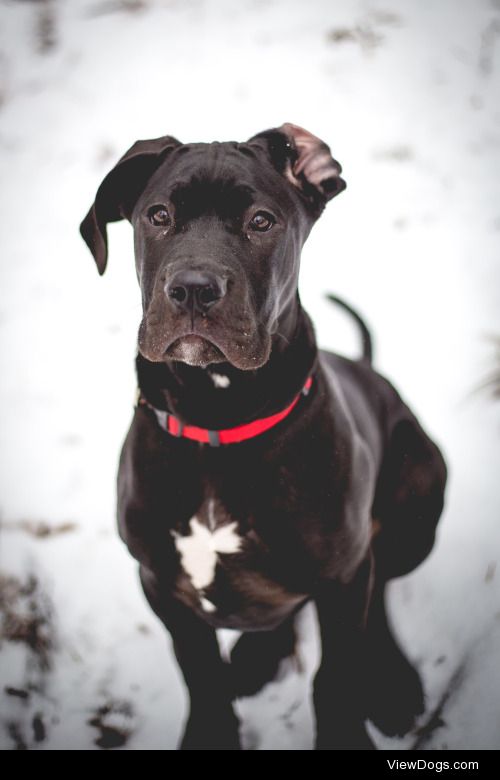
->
[80,135,181,275]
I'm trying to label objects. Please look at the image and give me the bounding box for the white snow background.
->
[0,0,499,751]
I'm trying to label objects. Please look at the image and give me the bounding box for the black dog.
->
[80,123,447,750]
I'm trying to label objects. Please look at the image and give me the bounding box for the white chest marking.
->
[200,597,217,612]
[172,516,242,590]
[210,372,231,389]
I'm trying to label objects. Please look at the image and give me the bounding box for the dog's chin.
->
[139,323,273,370]
[164,335,227,368]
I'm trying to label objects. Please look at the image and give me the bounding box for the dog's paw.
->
[179,707,241,750]
[366,649,425,737]
[315,723,376,750]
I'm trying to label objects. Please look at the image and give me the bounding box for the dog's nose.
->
[165,269,227,314]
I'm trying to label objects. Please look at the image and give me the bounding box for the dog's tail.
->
[325,293,373,365]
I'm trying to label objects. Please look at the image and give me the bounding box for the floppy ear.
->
[248,123,346,214]
[80,135,181,274]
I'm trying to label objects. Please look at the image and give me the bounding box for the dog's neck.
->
[136,300,318,429]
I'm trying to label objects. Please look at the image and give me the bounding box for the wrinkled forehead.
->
[139,141,299,214]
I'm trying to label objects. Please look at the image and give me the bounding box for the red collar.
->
[138,376,313,447]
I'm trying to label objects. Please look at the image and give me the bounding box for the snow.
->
[0,0,499,750]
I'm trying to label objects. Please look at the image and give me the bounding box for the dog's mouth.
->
[164,334,227,367]
[138,312,272,370]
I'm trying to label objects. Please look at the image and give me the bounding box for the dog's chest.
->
[170,497,307,629]
[172,500,242,611]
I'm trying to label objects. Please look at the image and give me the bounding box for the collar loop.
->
[138,376,313,447]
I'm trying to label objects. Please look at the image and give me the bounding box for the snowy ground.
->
[0,0,499,750]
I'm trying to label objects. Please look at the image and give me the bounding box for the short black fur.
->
[80,123,446,750]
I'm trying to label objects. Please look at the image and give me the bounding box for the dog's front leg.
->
[313,556,375,750]
[139,566,241,750]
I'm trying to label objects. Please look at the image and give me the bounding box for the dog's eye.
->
[148,206,170,227]
[249,211,275,232]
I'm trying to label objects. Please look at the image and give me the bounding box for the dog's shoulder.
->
[318,348,416,439]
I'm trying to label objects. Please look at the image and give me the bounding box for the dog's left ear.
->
[80,135,181,274]
[248,123,346,214]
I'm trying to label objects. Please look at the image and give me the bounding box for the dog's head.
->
[80,123,346,370]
